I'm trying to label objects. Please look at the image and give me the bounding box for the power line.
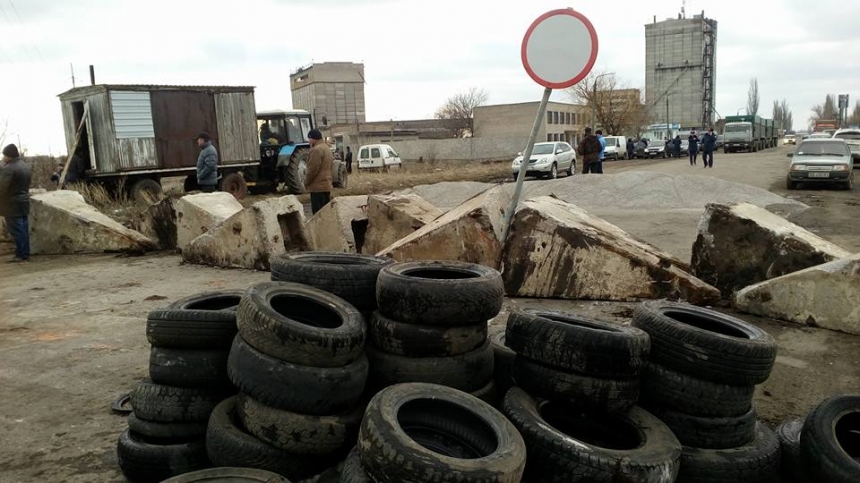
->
[8,0,45,62]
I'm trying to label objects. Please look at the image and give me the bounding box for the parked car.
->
[784,134,796,145]
[786,139,854,190]
[602,136,628,160]
[645,141,668,159]
[633,140,648,158]
[832,129,860,169]
[357,144,402,171]
[511,142,576,180]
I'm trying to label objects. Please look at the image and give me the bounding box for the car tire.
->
[631,301,777,385]
[358,383,526,483]
[639,362,755,417]
[220,172,248,200]
[677,422,780,483]
[786,176,797,190]
[146,290,243,349]
[159,467,291,483]
[567,162,574,176]
[236,282,366,368]
[512,172,519,182]
[376,261,504,326]
[130,382,230,423]
[505,309,650,378]
[270,252,393,314]
[550,163,558,179]
[148,347,230,388]
[342,447,372,483]
[489,326,515,398]
[116,429,209,483]
[367,311,487,358]
[227,334,367,416]
[777,418,806,482]
[502,387,681,483]
[800,395,860,483]
[127,412,208,441]
[470,378,498,407]
[365,341,493,392]
[646,405,757,449]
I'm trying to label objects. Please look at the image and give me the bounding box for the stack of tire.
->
[776,395,860,482]
[501,309,683,482]
[341,382,528,482]
[632,301,781,483]
[118,290,243,482]
[208,281,369,481]
[365,261,503,404]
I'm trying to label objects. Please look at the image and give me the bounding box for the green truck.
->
[722,115,782,153]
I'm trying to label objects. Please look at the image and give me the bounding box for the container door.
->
[151,91,218,169]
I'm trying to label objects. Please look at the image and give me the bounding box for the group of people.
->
[671,129,717,168]
[576,127,606,174]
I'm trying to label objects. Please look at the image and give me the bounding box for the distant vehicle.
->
[832,129,860,169]
[798,133,810,142]
[786,139,853,190]
[356,144,402,171]
[814,119,839,133]
[511,142,576,180]
[715,134,725,149]
[602,136,629,160]
[784,134,796,145]
[723,115,780,153]
[808,133,833,139]
[645,140,668,158]
[633,140,648,159]
[680,139,690,156]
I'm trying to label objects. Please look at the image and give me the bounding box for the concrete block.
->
[502,196,720,305]
[28,190,156,255]
[733,253,860,335]
[305,195,368,253]
[175,193,243,251]
[183,196,309,270]
[363,194,443,255]
[691,203,851,296]
[377,186,511,269]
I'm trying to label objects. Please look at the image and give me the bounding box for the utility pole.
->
[70,63,75,88]
[390,119,394,143]
[666,97,670,140]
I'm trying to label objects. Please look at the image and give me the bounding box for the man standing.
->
[673,135,682,159]
[595,129,606,174]
[626,138,635,160]
[688,131,700,166]
[0,144,31,262]
[576,127,602,174]
[196,132,218,192]
[305,129,333,214]
[701,128,717,168]
[345,146,353,174]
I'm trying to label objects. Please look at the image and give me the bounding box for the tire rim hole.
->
[834,411,860,458]
[185,296,241,311]
[402,269,480,280]
[270,295,343,329]
[398,399,498,459]
[661,310,750,339]
[539,401,643,450]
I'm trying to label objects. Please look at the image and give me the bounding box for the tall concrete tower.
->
[290,62,366,128]
[645,12,717,130]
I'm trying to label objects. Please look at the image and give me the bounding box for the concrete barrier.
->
[305,195,369,253]
[175,193,243,251]
[363,194,443,255]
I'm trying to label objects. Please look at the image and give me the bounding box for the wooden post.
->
[58,102,89,188]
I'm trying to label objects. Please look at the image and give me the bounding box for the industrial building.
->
[645,11,717,131]
[290,62,366,129]
[473,101,587,145]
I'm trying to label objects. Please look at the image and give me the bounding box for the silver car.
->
[511,142,576,180]
[786,139,854,190]
[833,129,860,169]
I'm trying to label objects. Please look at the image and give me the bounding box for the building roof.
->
[58,84,255,99]
[257,109,310,117]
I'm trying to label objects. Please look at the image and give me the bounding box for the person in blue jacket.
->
[688,131,700,166]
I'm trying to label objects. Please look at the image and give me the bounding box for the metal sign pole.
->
[502,87,552,241]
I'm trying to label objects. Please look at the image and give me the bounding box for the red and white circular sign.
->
[521,8,599,89]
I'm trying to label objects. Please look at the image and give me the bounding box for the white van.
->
[357,144,402,170]
[602,136,629,160]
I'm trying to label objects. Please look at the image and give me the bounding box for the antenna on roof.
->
[681,0,687,18]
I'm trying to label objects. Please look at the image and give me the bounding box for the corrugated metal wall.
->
[214,92,258,163]
[110,91,156,138]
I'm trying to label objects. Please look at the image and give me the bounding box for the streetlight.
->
[591,72,615,131]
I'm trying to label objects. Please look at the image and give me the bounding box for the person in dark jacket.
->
[576,127,602,174]
[701,128,717,168]
[345,146,353,174]
[688,131,700,166]
[196,132,219,192]
[0,144,31,262]
[673,135,682,158]
[305,129,333,214]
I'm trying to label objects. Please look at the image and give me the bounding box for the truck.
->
[722,115,780,153]
[57,84,347,201]
[814,119,838,135]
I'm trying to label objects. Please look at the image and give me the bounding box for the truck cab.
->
[723,121,755,153]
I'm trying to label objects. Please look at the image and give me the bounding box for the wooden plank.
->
[58,102,89,187]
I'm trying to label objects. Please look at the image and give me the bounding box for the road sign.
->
[839,94,849,109]
[521,8,599,89]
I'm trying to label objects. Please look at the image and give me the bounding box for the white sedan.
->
[511,142,576,180]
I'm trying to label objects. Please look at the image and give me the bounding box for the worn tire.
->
[227,335,367,416]
[285,148,308,195]
[646,404,757,450]
[365,340,493,392]
[220,172,248,200]
[640,362,755,417]
[678,422,780,483]
[146,290,243,349]
[206,397,333,481]
[237,392,362,455]
[632,301,777,385]
[127,412,207,441]
[358,383,526,483]
[341,447,372,483]
[237,282,366,367]
[505,309,650,377]
[116,429,209,482]
[489,326,515,398]
[502,387,681,483]
[800,395,860,483]
[148,347,230,388]
[376,261,504,326]
[270,252,393,313]
[470,378,498,407]
[368,311,487,357]
[777,418,806,482]
[131,382,229,423]
[161,467,291,482]
[512,356,639,413]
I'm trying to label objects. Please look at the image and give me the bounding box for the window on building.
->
[553,112,559,124]
[547,111,553,124]
[565,113,571,124]
[547,134,553,142]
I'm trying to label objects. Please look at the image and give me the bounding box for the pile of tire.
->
[501,308,683,482]
[341,382,528,482]
[632,301,781,483]
[776,395,860,482]
[118,290,243,482]
[208,281,369,481]
[365,261,503,404]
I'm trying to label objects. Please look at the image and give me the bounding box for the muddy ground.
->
[1,145,858,482]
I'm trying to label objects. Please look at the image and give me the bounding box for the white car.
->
[786,139,854,190]
[511,142,576,180]
[603,136,629,160]
[357,144,402,171]
[832,129,860,169]
[808,133,832,139]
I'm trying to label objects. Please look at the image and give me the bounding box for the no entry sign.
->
[521,8,599,89]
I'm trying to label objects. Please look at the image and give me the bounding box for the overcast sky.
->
[2,0,859,155]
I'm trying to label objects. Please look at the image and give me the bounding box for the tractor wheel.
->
[333,159,349,189]
[285,148,309,195]
[131,178,163,204]
[221,172,248,200]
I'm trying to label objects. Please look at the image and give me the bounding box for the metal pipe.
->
[89,65,95,85]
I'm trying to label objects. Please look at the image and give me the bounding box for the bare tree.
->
[849,101,860,127]
[746,78,760,117]
[434,87,489,137]
[566,72,651,136]
[772,99,794,131]
[811,94,838,121]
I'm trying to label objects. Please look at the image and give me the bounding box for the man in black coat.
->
[701,128,717,168]
[345,147,353,174]
[0,144,31,262]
